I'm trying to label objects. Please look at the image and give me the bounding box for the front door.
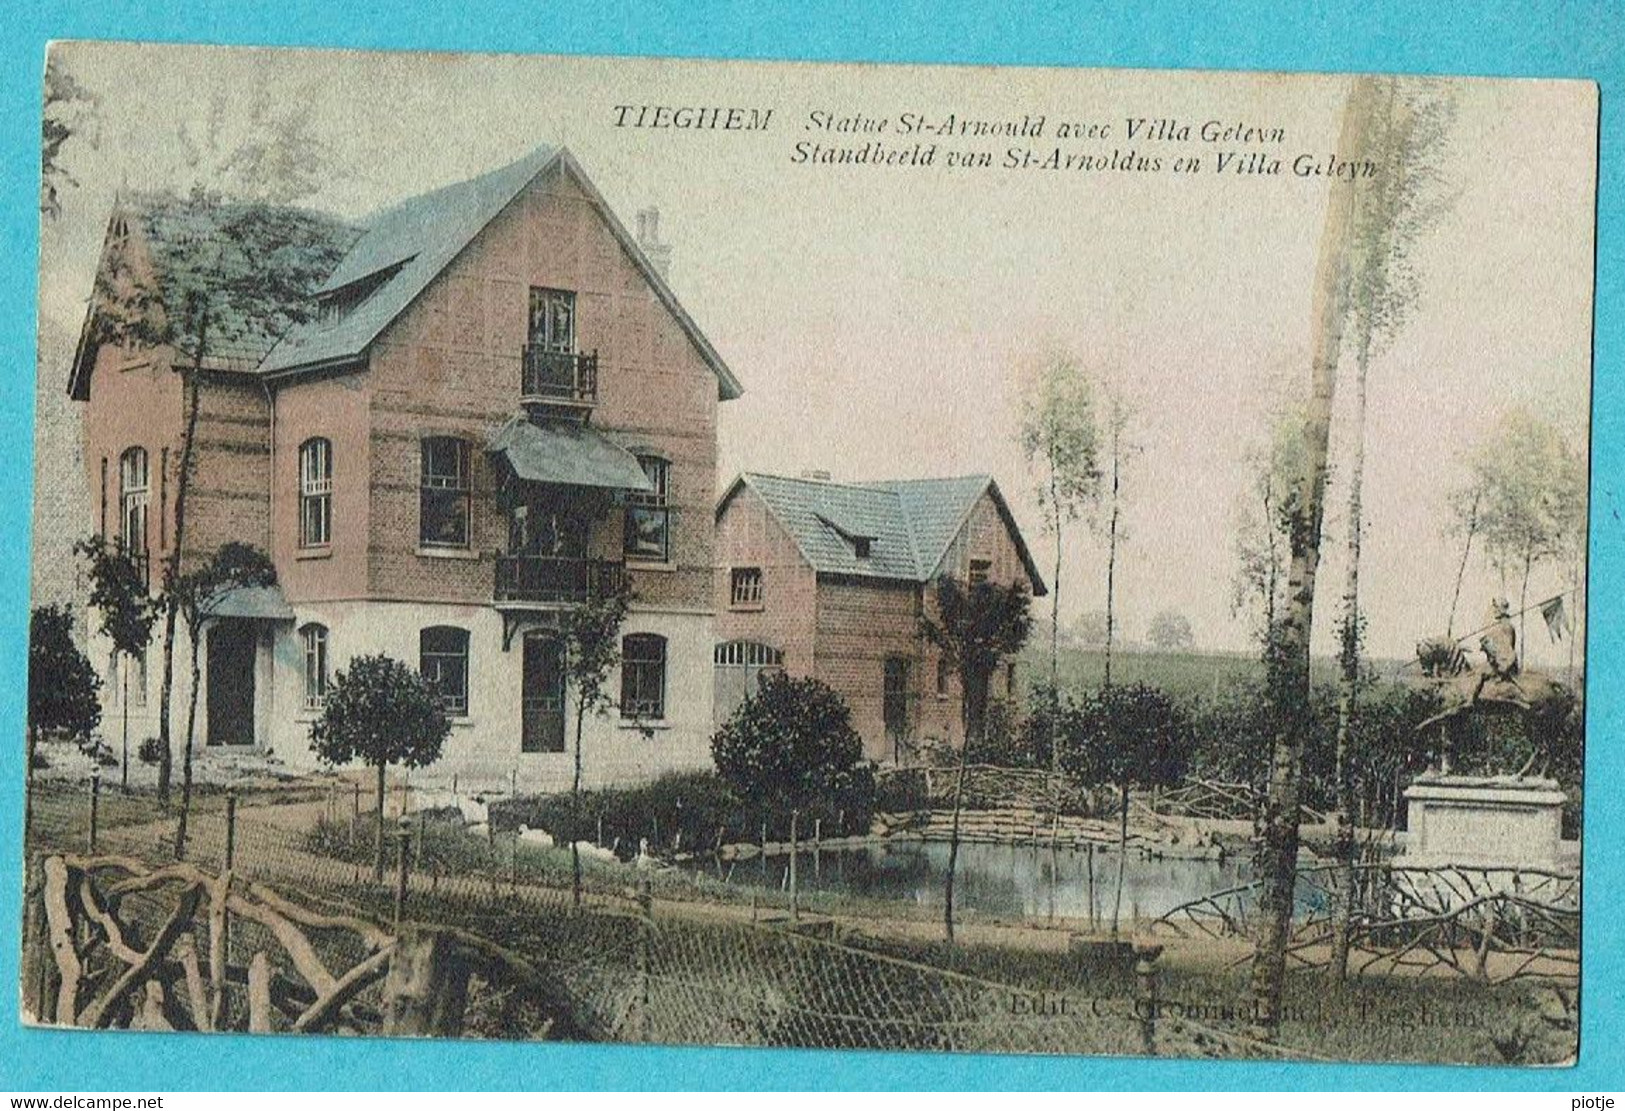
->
[521,634,566,753]
[206,622,256,747]
[883,656,911,762]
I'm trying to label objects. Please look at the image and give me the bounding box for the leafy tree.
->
[310,654,450,881]
[1060,683,1190,935]
[1146,610,1195,652]
[559,579,635,904]
[1448,410,1586,656]
[86,190,353,803]
[1069,610,1109,649]
[921,576,1033,942]
[41,54,97,219]
[711,671,876,824]
[172,543,278,856]
[75,536,156,792]
[28,605,101,834]
[1018,346,1102,777]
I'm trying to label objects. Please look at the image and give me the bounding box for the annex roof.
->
[719,472,1047,594]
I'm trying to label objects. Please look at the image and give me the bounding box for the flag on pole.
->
[1540,595,1568,642]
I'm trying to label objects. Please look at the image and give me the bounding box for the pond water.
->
[688,840,1329,922]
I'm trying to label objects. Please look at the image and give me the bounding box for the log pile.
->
[21,853,581,1038]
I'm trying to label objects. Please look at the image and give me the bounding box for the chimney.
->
[636,206,673,280]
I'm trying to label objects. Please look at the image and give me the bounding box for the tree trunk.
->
[1330,318,1373,982]
[174,616,203,858]
[1103,419,1122,690]
[572,697,586,907]
[944,735,969,944]
[1111,780,1129,936]
[374,760,387,883]
[1050,472,1063,775]
[157,306,208,804]
[120,663,130,792]
[25,724,38,839]
[1446,493,1479,638]
[1249,75,1376,1041]
[1519,543,1533,670]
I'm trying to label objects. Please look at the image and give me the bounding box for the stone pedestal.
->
[1402,774,1566,870]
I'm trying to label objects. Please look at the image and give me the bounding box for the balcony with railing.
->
[521,346,598,409]
[494,554,626,605]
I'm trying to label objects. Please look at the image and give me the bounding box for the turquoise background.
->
[1,0,1619,1091]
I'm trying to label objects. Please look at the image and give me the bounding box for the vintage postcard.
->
[25,42,1594,1065]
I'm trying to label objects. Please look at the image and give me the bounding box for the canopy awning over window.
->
[202,584,296,621]
[487,415,653,492]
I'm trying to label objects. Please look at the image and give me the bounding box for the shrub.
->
[137,736,165,765]
[712,672,876,827]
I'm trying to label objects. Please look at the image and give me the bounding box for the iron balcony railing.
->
[521,346,598,406]
[494,555,626,604]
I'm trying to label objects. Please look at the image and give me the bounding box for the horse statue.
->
[1413,599,1571,777]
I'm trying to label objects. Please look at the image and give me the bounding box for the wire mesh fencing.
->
[21,776,1318,1059]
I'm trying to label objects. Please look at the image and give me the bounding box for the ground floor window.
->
[621,633,667,719]
[301,623,329,709]
[420,626,470,716]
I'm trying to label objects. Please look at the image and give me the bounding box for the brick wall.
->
[358,161,723,610]
[713,483,819,674]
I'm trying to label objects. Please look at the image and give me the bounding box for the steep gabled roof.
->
[71,144,743,401]
[718,472,1047,594]
[260,145,743,400]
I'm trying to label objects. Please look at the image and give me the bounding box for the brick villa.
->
[68,143,742,789]
[714,472,1047,763]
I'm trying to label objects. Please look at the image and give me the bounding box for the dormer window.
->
[316,263,403,328]
[814,512,875,559]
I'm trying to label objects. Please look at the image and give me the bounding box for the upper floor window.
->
[621,633,667,720]
[529,288,577,353]
[625,455,671,563]
[968,558,992,586]
[420,626,470,717]
[936,654,951,697]
[730,567,763,608]
[118,447,149,560]
[299,438,333,548]
[420,437,471,548]
[301,623,329,710]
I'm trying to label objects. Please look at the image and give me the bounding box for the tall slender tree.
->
[1329,78,1457,981]
[172,542,278,857]
[560,580,635,905]
[1249,75,1381,1039]
[75,537,155,791]
[1098,390,1136,690]
[922,577,1032,942]
[1018,347,1102,776]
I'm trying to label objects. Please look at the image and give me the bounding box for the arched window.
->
[118,446,149,558]
[300,623,329,710]
[299,438,333,548]
[624,455,670,562]
[621,633,667,719]
[420,626,470,716]
[420,436,472,548]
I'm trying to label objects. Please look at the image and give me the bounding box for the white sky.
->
[37,43,1597,667]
